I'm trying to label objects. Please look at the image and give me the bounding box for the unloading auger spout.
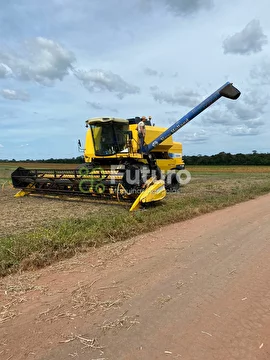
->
[143,82,241,154]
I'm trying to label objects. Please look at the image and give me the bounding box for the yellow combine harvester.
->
[11,82,241,211]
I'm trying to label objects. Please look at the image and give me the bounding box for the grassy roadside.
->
[1,168,270,276]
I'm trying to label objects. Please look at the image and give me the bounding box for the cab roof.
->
[86,117,128,125]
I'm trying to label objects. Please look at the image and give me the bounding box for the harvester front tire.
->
[165,173,180,193]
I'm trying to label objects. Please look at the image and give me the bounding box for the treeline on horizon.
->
[183,151,270,166]
[0,152,270,166]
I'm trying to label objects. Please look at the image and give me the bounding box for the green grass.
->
[0,166,15,185]
[1,165,270,276]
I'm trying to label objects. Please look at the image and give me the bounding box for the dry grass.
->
[0,297,22,324]
[71,282,132,315]
[101,313,140,333]
[60,333,103,351]
[155,294,172,308]
[37,304,79,323]
[0,272,48,325]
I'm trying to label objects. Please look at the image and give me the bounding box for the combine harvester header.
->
[11,82,241,211]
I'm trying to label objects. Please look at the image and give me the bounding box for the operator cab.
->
[85,117,130,156]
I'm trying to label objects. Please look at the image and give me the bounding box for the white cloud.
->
[229,102,259,121]
[163,0,213,15]
[183,129,208,143]
[144,67,158,76]
[250,57,270,84]
[74,69,140,99]
[144,67,163,77]
[86,101,119,113]
[245,119,265,128]
[1,89,30,101]
[203,108,232,125]
[86,101,103,110]
[19,144,29,147]
[227,91,269,123]
[0,37,75,86]
[202,90,269,131]
[243,89,270,110]
[0,63,13,78]
[226,126,260,136]
[141,0,213,15]
[151,86,202,107]
[223,20,268,55]
[0,144,4,148]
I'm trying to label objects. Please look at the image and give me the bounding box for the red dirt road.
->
[1,194,270,360]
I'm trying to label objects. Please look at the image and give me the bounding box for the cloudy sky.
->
[1,0,270,159]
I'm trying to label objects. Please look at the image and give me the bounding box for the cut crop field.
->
[186,165,270,173]
[1,162,270,276]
